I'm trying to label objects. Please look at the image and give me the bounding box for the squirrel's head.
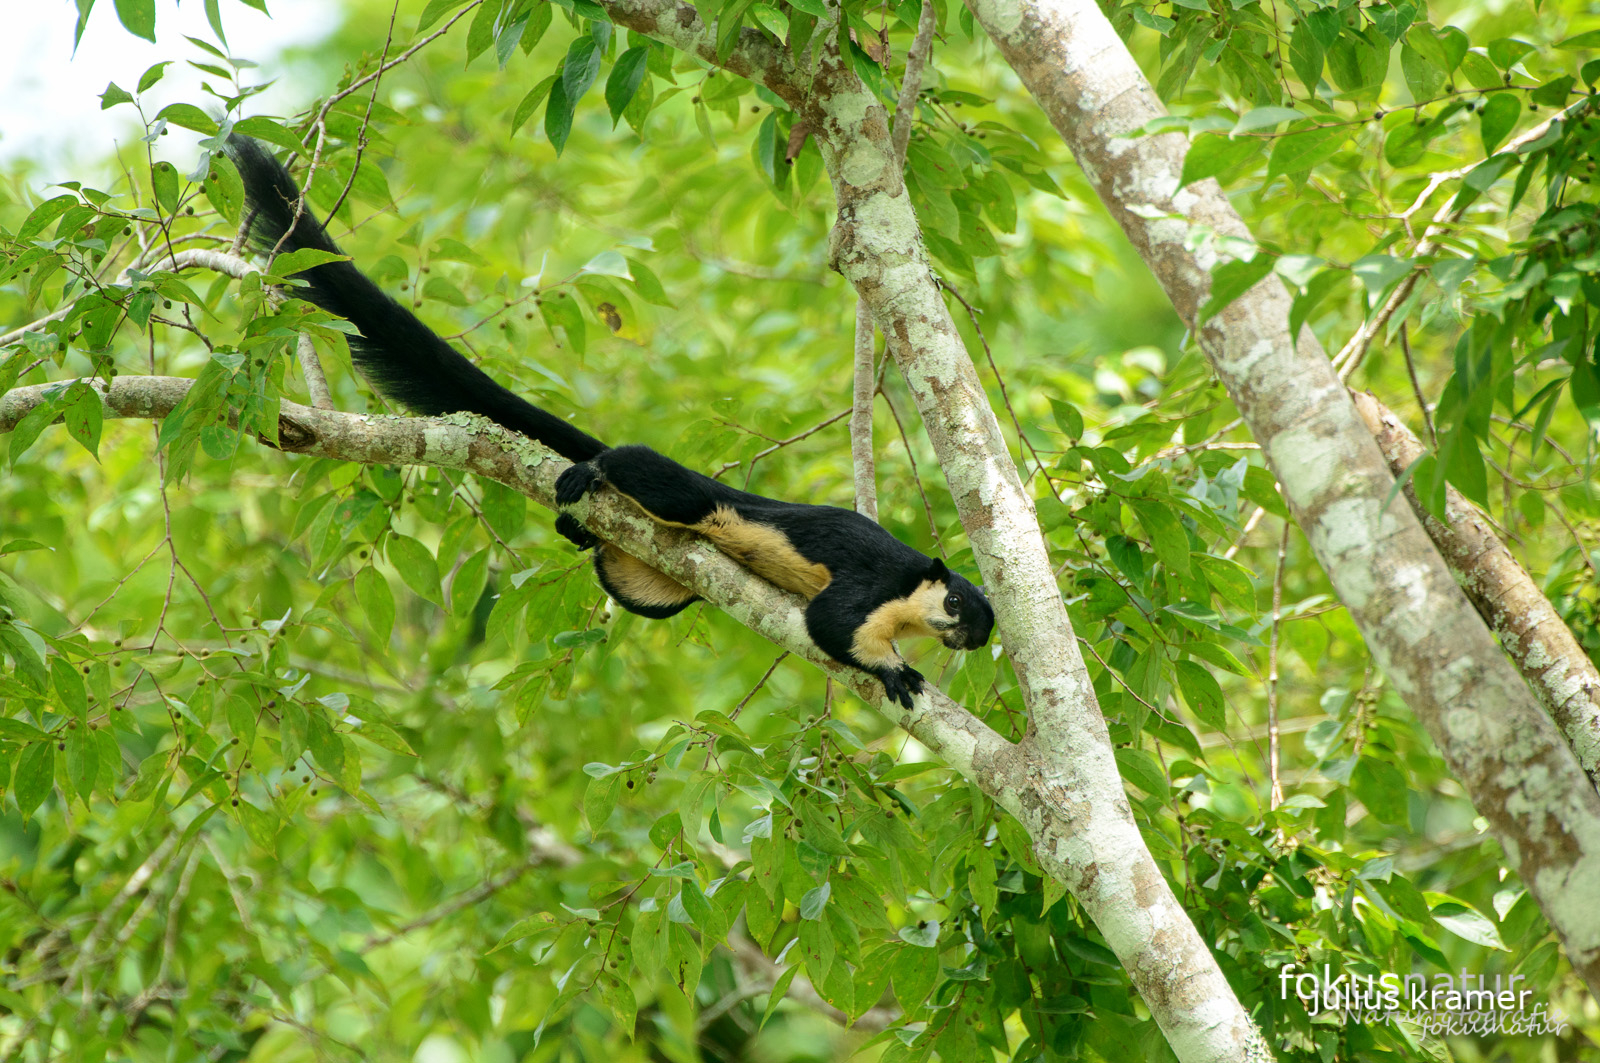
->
[921,558,994,652]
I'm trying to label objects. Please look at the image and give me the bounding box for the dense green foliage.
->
[1,0,1598,1059]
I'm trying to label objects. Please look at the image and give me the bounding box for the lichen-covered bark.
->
[800,44,1271,1063]
[1351,392,1600,790]
[964,0,1600,995]
[570,3,1277,1058]
[0,376,1007,769]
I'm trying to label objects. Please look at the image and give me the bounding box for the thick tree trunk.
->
[963,0,1600,994]
[1351,392,1600,790]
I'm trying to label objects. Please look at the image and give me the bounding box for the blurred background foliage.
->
[0,0,1597,1059]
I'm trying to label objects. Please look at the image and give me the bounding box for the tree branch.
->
[962,0,1600,998]
[850,302,878,521]
[0,373,1024,791]
[1352,391,1600,789]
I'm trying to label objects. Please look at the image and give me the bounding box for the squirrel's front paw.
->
[878,666,925,710]
[555,463,603,506]
[554,513,600,550]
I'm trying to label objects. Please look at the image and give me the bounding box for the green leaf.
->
[667,923,702,996]
[451,548,491,617]
[418,0,467,31]
[798,880,830,920]
[545,75,576,156]
[61,383,103,460]
[9,397,62,469]
[1289,20,1324,89]
[1477,93,1520,154]
[1531,75,1575,107]
[1193,553,1255,612]
[1400,42,1444,102]
[280,700,309,767]
[422,276,470,307]
[796,800,852,856]
[233,116,309,155]
[14,741,55,819]
[521,1,553,52]
[386,535,442,605]
[137,61,171,93]
[1432,901,1508,950]
[1350,254,1413,296]
[1351,756,1408,825]
[112,0,156,41]
[307,707,344,777]
[1234,107,1303,134]
[512,75,559,135]
[1179,133,1257,189]
[1200,254,1276,324]
[100,82,134,109]
[1266,125,1347,181]
[155,103,219,135]
[65,730,98,802]
[18,195,79,241]
[585,771,622,828]
[354,566,394,646]
[1129,6,1174,34]
[1460,50,1502,90]
[1487,37,1534,70]
[1130,498,1191,577]
[1174,660,1225,731]
[563,37,603,104]
[606,47,650,125]
[968,855,998,917]
[50,656,88,722]
[760,966,799,1029]
[540,292,586,353]
[600,974,637,1038]
[1050,399,1084,439]
[1115,747,1168,799]
[625,257,671,306]
[465,0,497,62]
[151,160,180,215]
[1558,28,1600,49]
[273,247,348,277]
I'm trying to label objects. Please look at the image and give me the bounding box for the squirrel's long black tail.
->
[225,135,607,463]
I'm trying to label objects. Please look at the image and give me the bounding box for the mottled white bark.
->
[964,0,1600,995]
[296,333,335,411]
[1352,392,1600,789]
[587,1,1274,1058]
[850,301,878,521]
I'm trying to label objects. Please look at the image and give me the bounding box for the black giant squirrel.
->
[227,136,995,707]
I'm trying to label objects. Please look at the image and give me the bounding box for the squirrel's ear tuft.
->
[927,557,950,583]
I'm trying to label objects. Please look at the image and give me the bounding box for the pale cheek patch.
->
[849,579,950,667]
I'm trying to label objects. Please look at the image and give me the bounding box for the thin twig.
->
[850,301,879,521]
[1334,95,1596,380]
[878,384,945,555]
[712,407,851,480]
[1223,505,1267,561]
[323,1,402,223]
[296,333,334,410]
[890,0,937,170]
[1398,322,1435,448]
[1267,520,1289,814]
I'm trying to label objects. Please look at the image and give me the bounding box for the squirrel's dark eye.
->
[944,592,961,613]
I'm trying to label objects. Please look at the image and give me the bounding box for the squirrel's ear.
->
[927,557,950,582]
